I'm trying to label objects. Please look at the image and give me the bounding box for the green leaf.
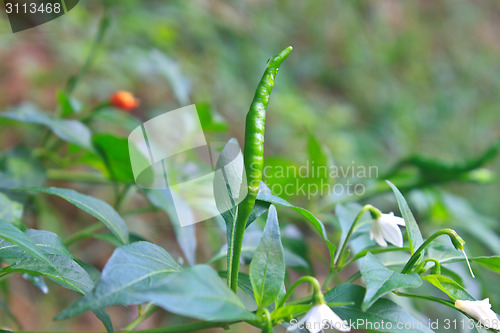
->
[0,147,46,189]
[145,189,196,265]
[0,229,72,259]
[57,242,255,322]
[16,187,129,245]
[361,253,422,311]
[57,91,82,116]
[324,283,434,333]
[22,273,49,294]
[92,308,114,333]
[213,139,245,233]
[422,274,474,301]
[0,223,93,294]
[0,193,23,227]
[209,225,308,269]
[93,134,135,182]
[92,232,146,248]
[196,103,228,133]
[1,107,93,151]
[386,181,423,254]
[7,255,94,295]
[0,222,51,263]
[92,109,142,131]
[250,205,285,308]
[442,256,500,275]
[147,265,256,322]
[256,186,336,265]
[219,271,255,300]
[0,224,112,331]
[56,241,181,319]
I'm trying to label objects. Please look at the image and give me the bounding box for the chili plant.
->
[1,44,500,333]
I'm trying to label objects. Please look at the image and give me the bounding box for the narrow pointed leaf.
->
[56,241,181,320]
[0,223,112,331]
[387,181,423,254]
[7,255,94,294]
[0,229,72,259]
[324,283,434,333]
[361,253,422,311]
[15,187,129,245]
[57,242,255,322]
[422,274,474,301]
[256,185,336,264]
[250,205,285,308]
[1,108,92,151]
[0,221,50,263]
[0,193,23,227]
[441,256,500,275]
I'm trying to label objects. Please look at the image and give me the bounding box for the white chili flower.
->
[370,212,406,247]
[455,299,500,330]
[287,303,351,333]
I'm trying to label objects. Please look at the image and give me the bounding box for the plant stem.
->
[401,229,463,274]
[393,291,455,308]
[323,205,381,290]
[345,271,361,284]
[64,223,105,246]
[259,309,272,333]
[115,184,132,210]
[415,258,441,275]
[124,303,158,331]
[122,206,161,216]
[276,276,322,308]
[65,12,110,95]
[334,204,380,267]
[343,246,411,268]
[228,200,251,292]
[286,295,313,306]
[47,169,109,184]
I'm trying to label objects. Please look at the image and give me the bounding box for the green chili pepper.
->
[228,46,293,292]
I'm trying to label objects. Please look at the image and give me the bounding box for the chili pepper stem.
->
[401,229,466,274]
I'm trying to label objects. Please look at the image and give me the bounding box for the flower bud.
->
[455,299,500,330]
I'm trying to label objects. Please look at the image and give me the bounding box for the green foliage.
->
[16,187,129,245]
[324,283,433,333]
[1,107,93,151]
[250,205,285,308]
[0,193,23,227]
[423,275,474,301]
[57,242,255,322]
[92,134,135,182]
[256,185,336,265]
[2,5,500,331]
[387,180,424,254]
[361,253,422,311]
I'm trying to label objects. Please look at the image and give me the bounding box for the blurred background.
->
[1,0,500,332]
